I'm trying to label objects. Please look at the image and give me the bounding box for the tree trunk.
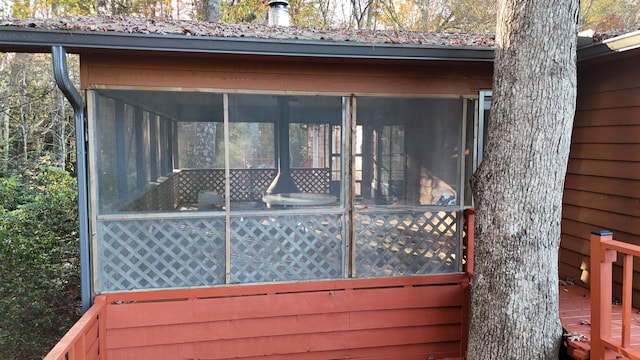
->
[201,0,220,22]
[467,0,579,359]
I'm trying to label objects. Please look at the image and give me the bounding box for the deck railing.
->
[590,230,640,360]
[43,296,106,360]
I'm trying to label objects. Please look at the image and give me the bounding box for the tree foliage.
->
[0,159,80,360]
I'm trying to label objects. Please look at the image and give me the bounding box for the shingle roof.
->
[0,16,496,47]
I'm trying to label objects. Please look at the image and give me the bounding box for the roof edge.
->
[0,27,494,61]
[578,30,640,61]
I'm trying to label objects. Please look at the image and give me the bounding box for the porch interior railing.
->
[123,168,331,211]
[590,230,640,360]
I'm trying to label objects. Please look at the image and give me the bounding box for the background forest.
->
[0,0,638,359]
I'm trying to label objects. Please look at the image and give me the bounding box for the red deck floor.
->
[560,283,640,360]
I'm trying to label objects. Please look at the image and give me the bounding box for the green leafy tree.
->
[580,0,640,31]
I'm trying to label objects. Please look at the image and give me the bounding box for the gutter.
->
[0,27,494,62]
[51,46,92,313]
[578,30,640,62]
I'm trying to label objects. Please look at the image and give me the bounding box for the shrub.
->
[0,161,81,360]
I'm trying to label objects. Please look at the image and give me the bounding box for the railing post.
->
[464,209,475,278]
[590,229,615,360]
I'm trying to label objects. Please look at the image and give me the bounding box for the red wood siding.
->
[43,297,106,360]
[100,275,470,360]
[80,53,493,95]
[560,49,640,305]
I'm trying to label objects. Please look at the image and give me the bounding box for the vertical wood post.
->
[622,253,633,348]
[590,229,615,360]
[465,209,475,277]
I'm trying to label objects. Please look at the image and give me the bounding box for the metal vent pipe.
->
[268,0,289,26]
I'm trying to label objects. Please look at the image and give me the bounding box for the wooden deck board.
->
[560,283,640,359]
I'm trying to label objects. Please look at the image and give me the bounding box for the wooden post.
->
[622,253,633,348]
[465,209,475,278]
[590,229,615,360]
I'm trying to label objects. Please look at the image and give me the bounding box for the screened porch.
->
[89,90,482,293]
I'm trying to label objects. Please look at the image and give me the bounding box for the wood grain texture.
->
[80,53,493,96]
[560,51,640,308]
[100,276,469,359]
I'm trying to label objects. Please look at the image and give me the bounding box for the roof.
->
[0,16,495,61]
[577,29,640,61]
[1,16,638,62]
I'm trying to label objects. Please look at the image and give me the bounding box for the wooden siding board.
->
[571,126,640,144]
[566,159,640,180]
[191,325,461,358]
[563,189,640,218]
[576,88,640,110]
[106,284,463,329]
[227,343,462,360]
[563,204,640,237]
[102,274,470,303]
[569,143,640,161]
[564,174,640,199]
[578,58,640,94]
[560,233,590,256]
[573,107,640,127]
[80,54,493,95]
[106,307,462,349]
[108,342,461,360]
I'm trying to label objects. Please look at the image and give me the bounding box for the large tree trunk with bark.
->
[467,0,579,359]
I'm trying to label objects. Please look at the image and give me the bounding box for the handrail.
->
[43,296,106,360]
[590,230,640,360]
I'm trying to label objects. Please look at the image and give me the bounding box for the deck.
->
[561,282,640,360]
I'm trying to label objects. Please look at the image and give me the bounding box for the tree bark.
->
[201,0,220,22]
[467,1,579,359]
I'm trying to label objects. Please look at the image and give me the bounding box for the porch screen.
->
[89,90,476,292]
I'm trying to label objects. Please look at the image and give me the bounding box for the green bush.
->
[0,160,81,360]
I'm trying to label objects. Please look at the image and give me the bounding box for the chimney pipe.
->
[268,0,289,26]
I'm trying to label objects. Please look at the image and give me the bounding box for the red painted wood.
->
[106,281,463,328]
[590,231,640,360]
[623,254,634,348]
[43,296,106,360]
[100,277,469,359]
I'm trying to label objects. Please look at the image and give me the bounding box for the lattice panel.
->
[123,176,179,211]
[291,168,330,193]
[177,169,225,204]
[229,214,343,283]
[122,168,331,211]
[228,169,275,201]
[354,210,461,277]
[97,217,226,292]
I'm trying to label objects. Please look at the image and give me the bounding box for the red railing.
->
[43,296,106,360]
[590,230,640,360]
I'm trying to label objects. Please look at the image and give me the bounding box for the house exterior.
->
[2,15,639,360]
[559,30,640,307]
[0,16,491,359]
